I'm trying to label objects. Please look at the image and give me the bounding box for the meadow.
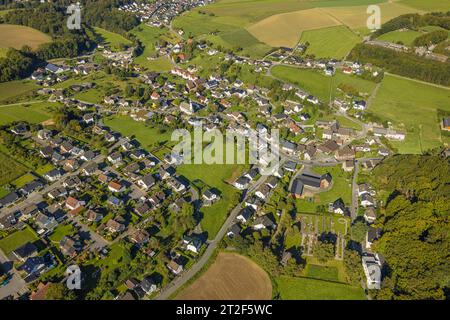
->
[275,275,366,300]
[176,252,272,300]
[370,74,450,154]
[376,29,423,46]
[0,24,51,51]
[94,27,132,51]
[0,80,39,103]
[0,152,28,188]
[271,65,377,102]
[0,101,58,125]
[398,0,450,12]
[300,25,362,59]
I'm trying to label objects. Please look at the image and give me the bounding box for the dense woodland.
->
[371,152,450,300]
[349,44,450,86]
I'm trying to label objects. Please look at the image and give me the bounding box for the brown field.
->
[176,252,272,300]
[0,24,51,50]
[247,8,340,48]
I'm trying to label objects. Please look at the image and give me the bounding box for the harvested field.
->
[247,8,340,48]
[176,252,272,300]
[0,24,51,50]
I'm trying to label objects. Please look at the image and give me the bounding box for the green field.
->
[275,275,366,300]
[0,80,39,103]
[271,66,377,102]
[11,173,35,188]
[0,227,39,254]
[399,0,450,12]
[94,27,132,51]
[376,29,423,46]
[320,115,362,131]
[131,24,176,71]
[0,152,28,188]
[370,74,450,154]
[0,101,57,125]
[104,115,173,151]
[300,26,361,59]
[178,162,246,239]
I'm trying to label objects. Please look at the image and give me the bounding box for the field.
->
[103,115,173,151]
[399,0,450,11]
[300,25,361,59]
[370,74,450,154]
[0,227,39,255]
[94,27,132,51]
[0,152,28,188]
[0,101,58,125]
[271,65,377,102]
[247,8,340,48]
[0,24,51,51]
[376,29,423,46]
[177,162,246,239]
[176,252,272,300]
[275,275,366,300]
[0,80,39,103]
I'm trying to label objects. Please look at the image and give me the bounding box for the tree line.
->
[348,43,450,86]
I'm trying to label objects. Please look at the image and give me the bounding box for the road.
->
[0,248,26,299]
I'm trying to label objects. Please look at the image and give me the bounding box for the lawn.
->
[370,74,450,154]
[0,24,51,50]
[320,115,362,131]
[0,226,39,255]
[48,223,77,243]
[94,27,132,51]
[271,65,377,102]
[0,101,58,125]
[177,162,246,239]
[103,115,173,151]
[300,26,362,59]
[295,166,352,214]
[376,29,423,46]
[0,80,39,103]
[0,152,28,188]
[304,264,340,282]
[275,275,366,300]
[11,173,36,188]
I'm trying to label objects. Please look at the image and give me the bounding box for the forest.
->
[370,151,450,300]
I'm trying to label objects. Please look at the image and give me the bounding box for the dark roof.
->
[291,179,304,195]
[0,192,19,207]
[13,242,38,259]
[299,172,322,188]
[367,227,381,243]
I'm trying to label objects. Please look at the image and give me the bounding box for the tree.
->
[351,218,368,244]
[344,249,363,285]
[45,283,77,300]
[314,240,335,264]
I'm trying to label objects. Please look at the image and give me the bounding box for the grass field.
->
[0,227,39,255]
[0,152,28,188]
[103,115,173,151]
[48,224,77,243]
[275,275,366,300]
[0,24,51,50]
[94,27,132,51]
[178,162,246,239]
[0,80,39,103]
[271,65,377,102]
[176,252,272,299]
[376,29,423,46]
[10,173,35,188]
[399,0,450,11]
[370,74,450,154]
[0,101,57,125]
[300,25,361,59]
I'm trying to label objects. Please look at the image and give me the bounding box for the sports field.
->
[0,24,51,50]
[370,74,450,154]
[176,252,272,300]
[300,25,361,59]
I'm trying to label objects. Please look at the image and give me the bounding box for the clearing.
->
[0,24,51,50]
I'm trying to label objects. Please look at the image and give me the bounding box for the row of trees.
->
[348,43,450,86]
[413,30,449,47]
